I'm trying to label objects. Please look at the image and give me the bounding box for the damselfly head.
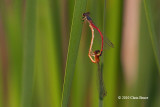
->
[94,50,100,54]
[94,50,101,63]
[82,12,90,17]
[94,50,102,57]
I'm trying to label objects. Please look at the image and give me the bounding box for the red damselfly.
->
[82,12,114,99]
[82,12,114,63]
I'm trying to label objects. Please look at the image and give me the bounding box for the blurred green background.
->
[0,0,160,107]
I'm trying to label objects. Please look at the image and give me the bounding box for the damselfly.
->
[82,12,114,63]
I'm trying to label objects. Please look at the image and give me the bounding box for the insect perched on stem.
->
[82,12,113,99]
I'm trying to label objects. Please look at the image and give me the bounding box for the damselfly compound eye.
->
[83,12,90,17]
[94,50,100,54]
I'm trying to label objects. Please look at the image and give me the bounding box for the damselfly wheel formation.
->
[82,12,114,63]
[82,12,114,99]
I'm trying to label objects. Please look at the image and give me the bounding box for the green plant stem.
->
[143,0,160,72]
[99,99,103,107]
[98,63,106,107]
[98,0,107,106]
[21,0,36,107]
[61,0,87,106]
[98,63,103,107]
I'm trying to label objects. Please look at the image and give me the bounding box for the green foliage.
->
[0,0,159,107]
[61,0,87,106]
[103,0,123,107]
[21,0,37,106]
[0,60,2,107]
[143,0,160,72]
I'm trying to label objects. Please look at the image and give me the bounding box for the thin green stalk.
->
[103,0,107,35]
[98,63,106,107]
[0,58,2,107]
[21,0,36,107]
[99,100,103,107]
[143,0,160,72]
[99,0,107,106]
[61,0,87,106]
[98,63,103,107]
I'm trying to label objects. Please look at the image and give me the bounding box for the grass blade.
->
[21,0,36,106]
[143,0,160,72]
[61,0,87,106]
[5,1,23,107]
[0,60,2,107]
[98,63,106,107]
[103,0,123,106]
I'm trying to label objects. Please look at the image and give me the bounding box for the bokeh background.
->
[0,0,160,107]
